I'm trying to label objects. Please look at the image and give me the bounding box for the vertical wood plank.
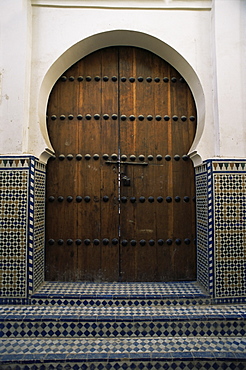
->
[100,48,119,280]
[46,62,79,280]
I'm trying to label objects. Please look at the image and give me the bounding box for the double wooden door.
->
[45,47,197,282]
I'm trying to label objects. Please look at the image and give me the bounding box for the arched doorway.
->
[45,46,197,282]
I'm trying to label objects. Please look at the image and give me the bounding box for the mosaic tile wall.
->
[212,161,246,301]
[195,164,209,292]
[0,157,30,303]
[33,161,46,292]
[0,156,46,304]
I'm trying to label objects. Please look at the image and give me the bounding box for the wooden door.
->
[45,46,197,282]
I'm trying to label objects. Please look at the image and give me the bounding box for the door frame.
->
[37,30,206,288]
[45,46,197,281]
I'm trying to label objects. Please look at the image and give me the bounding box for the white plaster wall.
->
[211,0,246,158]
[30,2,213,163]
[1,0,246,163]
[0,0,32,154]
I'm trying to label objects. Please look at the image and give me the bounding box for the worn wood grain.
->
[46,46,197,281]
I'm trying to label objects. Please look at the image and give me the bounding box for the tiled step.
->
[31,281,211,307]
[2,282,245,369]
[1,337,246,369]
[1,304,245,338]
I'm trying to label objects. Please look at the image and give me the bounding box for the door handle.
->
[106,160,148,166]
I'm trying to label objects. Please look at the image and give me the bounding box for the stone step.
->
[0,337,246,369]
[31,281,211,307]
[1,304,245,338]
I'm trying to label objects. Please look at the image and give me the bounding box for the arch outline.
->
[39,30,205,166]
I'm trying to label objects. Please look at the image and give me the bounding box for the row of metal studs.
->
[48,238,194,246]
[53,154,189,161]
[60,75,185,83]
[49,114,195,121]
[48,196,195,203]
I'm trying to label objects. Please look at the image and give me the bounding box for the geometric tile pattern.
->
[0,156,46,303]
[32,281,208,296]
[2,302,245,317]
[30,281,211,307]
[1,303,245,338]
[31,297,211,307]
[195,164,209,291]
[27,157,35,298]
[1,361,246,370]
[195,159,246,302]
[1,337,246,368]
[1,336,246,354]
[207,160,214,297]
[33,161,46,292]
[2,318,246,339]
[0,158,30,300]
[212,161,246,298]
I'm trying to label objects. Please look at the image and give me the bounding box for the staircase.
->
[1,281,246,369]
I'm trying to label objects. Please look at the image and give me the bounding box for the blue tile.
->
[234,352,246,360]
[151,352,174,360]
[5,314,26,321]
[214,352,237,359]
[108,353,130,360]
[22,354,40,360]
[1,354,25,361]
[169,352,193,359]
[191,351,216,359]
[44,353,67,360]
